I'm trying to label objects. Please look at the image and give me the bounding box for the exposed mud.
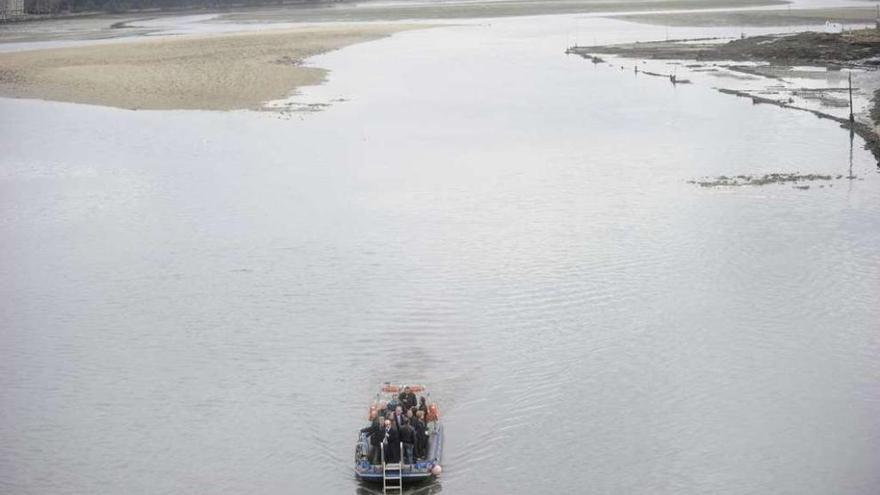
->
[570,30,880,67]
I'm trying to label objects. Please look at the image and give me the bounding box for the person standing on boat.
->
[360,418,384,465]
[412,410,428,459]
[382,418,401,463]
[399,418,417,465]
[399,386,417,410]
[393,406,405,429]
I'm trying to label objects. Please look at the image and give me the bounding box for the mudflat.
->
[612,6,880,27]
[569,29,880,68]
[0,24,417,111]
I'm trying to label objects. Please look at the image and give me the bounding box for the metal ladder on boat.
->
[381,442,404,495]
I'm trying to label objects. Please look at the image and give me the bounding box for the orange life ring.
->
[382,385,400,393]
[426,403,439,422]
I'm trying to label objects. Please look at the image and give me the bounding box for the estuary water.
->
[1,13,879,495]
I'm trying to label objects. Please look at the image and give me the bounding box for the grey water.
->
[1,14,879,495]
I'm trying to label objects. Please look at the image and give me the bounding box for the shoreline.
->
[0,0,786,45]
[0,24,420,111]
[611,6,880,27]
[568,29,880,164]
[715,87,880,163]
[0,0,793,112]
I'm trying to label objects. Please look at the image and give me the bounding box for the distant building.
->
[0,0,25,20]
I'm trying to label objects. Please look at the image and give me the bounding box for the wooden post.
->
[849,72,854,123]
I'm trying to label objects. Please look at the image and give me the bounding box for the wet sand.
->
[0,24,417,110]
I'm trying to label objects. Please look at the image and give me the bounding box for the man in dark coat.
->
[360,418,384,465]
[399,418,417,464]
[382,418,401,463]
[398,386,417,411]
[413,410,429,459]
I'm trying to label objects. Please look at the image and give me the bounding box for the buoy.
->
[431,464,443,476]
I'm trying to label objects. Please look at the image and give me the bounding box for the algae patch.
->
[687,172,859,188]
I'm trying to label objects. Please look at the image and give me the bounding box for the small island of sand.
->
[0,24,417,111]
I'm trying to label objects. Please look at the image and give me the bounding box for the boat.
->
[354,383,444,489]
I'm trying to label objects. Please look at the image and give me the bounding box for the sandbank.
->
[0,24,417,111]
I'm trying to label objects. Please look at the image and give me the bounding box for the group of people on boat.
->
[360,386,437,466]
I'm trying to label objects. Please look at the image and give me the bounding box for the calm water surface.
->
[1,14,879,495]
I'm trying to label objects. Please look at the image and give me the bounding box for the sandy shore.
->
[0,24,416,111]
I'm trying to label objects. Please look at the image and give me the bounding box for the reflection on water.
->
[1,13,879,495]
[356,481,442,495]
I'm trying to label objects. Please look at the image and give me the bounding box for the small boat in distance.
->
[355,383,444,491]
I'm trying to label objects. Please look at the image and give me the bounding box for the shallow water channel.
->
[1,12,879,495]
